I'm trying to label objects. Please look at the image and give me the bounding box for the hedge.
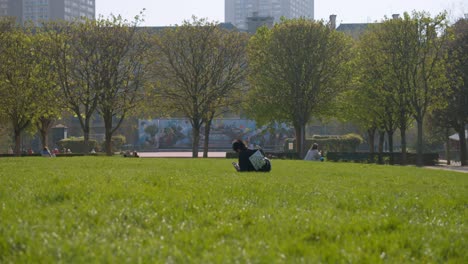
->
[101,135,126,153]
[226,151,299,159]
[326,152,439,166]
[57,137,98,153]
[285,133,364,153]
[57,135,126,154]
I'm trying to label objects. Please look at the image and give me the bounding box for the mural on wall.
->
[138,118,295,150]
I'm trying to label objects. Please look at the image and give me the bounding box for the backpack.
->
[249,149,271,172]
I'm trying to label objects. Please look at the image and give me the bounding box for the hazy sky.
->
[96,0,467,26]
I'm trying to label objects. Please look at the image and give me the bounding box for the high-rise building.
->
[0,0,22,20]
[0,0,95,25]
[225,0,314,31]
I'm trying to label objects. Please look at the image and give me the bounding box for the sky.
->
[96,0,467,27]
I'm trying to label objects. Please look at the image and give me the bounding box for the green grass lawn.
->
[0,157,466,263]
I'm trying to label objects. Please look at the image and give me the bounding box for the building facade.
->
[0,0,95,25]
[0,0,22,19]
[225,0,314,31]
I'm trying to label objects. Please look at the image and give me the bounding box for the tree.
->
[354,24,401,155]
[247,18,352,157]
[199,29,248,158]
[150,17,249,158]
[44,15,148,155]
[378,12,449,166]
[44,21,100,153]
[32,30,63,149]
[0,26,43,155]
[433,18,468,165]
[361,18,415,164]
[92,16,150,156]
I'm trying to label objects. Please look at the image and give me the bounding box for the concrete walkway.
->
[424,160,468,173]
[138,152,227,158]
[425,165,468,173]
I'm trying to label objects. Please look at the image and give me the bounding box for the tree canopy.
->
[150,17,249,157]
[247,18,353,156]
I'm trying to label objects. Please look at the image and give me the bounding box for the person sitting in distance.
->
[304,143,324,161]
[41,147,52,157]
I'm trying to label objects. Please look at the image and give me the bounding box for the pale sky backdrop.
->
[96,0,467,26]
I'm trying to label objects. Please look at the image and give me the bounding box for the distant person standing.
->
[304,143,324,161]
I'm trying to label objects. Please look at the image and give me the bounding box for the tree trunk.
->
[37,117,54,149]
[367,128,376,153]
[458,127,467,166]
[40,130,48,149]
[378,130,385,164]
[416,119,424,167]
[192,125,201,158]
[387,130,394,164]
[445,127,451,165]
[294,124,305,159]
[400,126,407,165]
[12,119,30,156]
[378,130,385,153]
[203,119,212,158]
[104,115,113,156]
[387,131,394,153]
[14,130,21,157]
[105,130,113,156]
[301,124,306,157]
[83,120,91,154]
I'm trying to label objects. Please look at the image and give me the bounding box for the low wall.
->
[226,151,299,159]
[326,152,439,166]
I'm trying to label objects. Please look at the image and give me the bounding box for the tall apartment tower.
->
[225,0,314,31]
[0,0,22,20]
[0,0,95,25]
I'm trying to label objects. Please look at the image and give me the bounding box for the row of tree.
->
[0,15,249,157]
[0,12,466,165]
[339,13,467,165]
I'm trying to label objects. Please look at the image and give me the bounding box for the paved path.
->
[138,152,227,158]
[425,165,468,173]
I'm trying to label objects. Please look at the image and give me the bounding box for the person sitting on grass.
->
[41,147,52,157]
[232,139,271,172]
[304,143,324,162]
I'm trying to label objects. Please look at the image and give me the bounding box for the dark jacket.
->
[238,148,257,171]
[238,149,271,172]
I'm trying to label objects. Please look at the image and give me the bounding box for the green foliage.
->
[299,133,364,153]
[374,12,449,164]
[102,135,126,152]
[246,18,353,155]
[431,18,468,165]
[0,25,45,153]
[57,137,98,153]
[150,17,249,156]
[326,152,439,166]
[0,158,466,262]
[42,15,149,155]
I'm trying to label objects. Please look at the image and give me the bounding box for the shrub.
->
[57,137,98,153]
[101,135,126,152]
[285,133,364,153]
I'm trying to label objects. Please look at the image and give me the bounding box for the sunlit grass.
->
[0,157,466,263]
